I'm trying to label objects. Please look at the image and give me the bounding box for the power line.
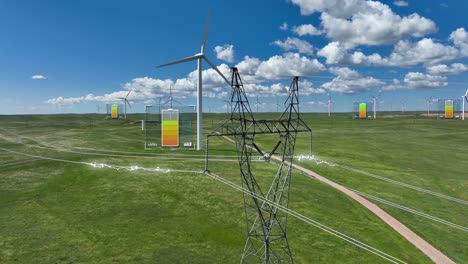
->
[347,188,468,232]
[205,172,407,264]
[338,164,468,205]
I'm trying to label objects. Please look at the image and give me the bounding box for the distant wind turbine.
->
[462,89,468,121]
[157,10,231,150]
[425,96,433,116]
[118,89,132,119]
[371,91,381,119]
[327,93,332,117]
[400,100,406,114]
[161,85,182,109]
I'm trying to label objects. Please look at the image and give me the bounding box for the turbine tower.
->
[157,10,230,150]
[463,89,468,121]
[161,85,182,109]
[118,89,132,119]
[327,92,332,117]
[371,91,381,120]
[425,96,433,116]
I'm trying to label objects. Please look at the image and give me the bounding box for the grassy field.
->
[0,113,466,263]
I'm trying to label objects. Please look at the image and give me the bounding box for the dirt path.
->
[216,134,454,263]
[284,158,455,264]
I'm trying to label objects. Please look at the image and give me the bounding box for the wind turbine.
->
[118,89,132,119]
[424,96,433,116]
[371,92,381,119]
[463,89,468,121]
[157,10,231,150]
[400,99,406,114]
[161,85,182,109]
[276,97,281,112]
[327,93,332,117]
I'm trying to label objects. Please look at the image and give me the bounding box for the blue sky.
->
[1,0,468,114]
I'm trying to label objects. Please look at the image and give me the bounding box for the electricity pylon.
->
[205,68,312,263]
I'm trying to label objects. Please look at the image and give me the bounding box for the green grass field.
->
[0,113,466,263]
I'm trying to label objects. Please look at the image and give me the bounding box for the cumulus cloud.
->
[449,28,468,56]
[48,53,326,105]
[318,37,461,66]
[393,1,408,7]
[426,63,468,75]
[214,44,235,63]
[299,79,327,95]
[292,24,323,36]
[272,37,314,55]
[244,53,325,81]
[290,0,368,18]
[323,8,436,48]
[322,67,384,94]
[291,0,436,48]
[32,75,46,80]
[404,72,448,89]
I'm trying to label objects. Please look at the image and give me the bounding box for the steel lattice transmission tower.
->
[205,68,312,263]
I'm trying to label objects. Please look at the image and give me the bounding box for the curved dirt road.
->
[286,160,455,264]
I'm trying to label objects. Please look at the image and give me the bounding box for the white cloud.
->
[449,28,468,56]
[290,0,368,18]
[404,72,448,89]
[317,41,382,65]
[32,75,46,80]
[322,67,384,94]
[318,37,461,67]
[292,24,322,36]
[235,56,262,76]
[291,0,436,49]
[321,5,436,48]
[47,53,326,106]
[251,53,325,81]
[393,1,408,7]
[426,63,468,75]
[214,44,235,63]
[280,22,289,31]
[272,37,314,55]
[383,38,460,66]
[299,79,327,95]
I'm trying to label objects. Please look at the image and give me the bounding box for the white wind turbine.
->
[157,10,231,150]
[462,89,468,121]
[371,91,381,119]
[161,85,182,109]
[117,89,132,119]
[424,96,433,116]
[327,92,333,117]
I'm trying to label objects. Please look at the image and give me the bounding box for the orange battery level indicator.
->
[111,105,118,119]
[445,100,454,119]
[359,103,367,119]
[161,110,179,147]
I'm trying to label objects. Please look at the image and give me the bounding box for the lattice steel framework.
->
[205,68,312,263]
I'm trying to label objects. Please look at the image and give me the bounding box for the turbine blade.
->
[465,89,468,97]
[125,89,132,99]
[201,9,211,54]
[203,56,231,87]
[157,54,202,68]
